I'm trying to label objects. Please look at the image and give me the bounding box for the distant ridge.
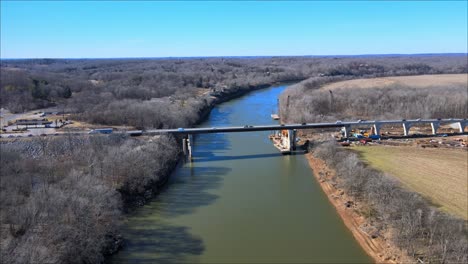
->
[1,53,467,61]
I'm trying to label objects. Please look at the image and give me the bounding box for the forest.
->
[280,78,467,123]
[1,135,179,263]
[1,54,467,263]
[2,55,466,129]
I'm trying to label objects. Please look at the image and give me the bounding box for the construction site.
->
[267,114,467,154]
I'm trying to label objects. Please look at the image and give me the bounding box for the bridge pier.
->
[287,129,296,151]
[188,134,193,160]
[402,122,413,136]
[341,126,351,139]
[182,134,193,161]
[430,122,440,135]
[182,138,188,156]
[373,123,382,136]
[457,121,466,133]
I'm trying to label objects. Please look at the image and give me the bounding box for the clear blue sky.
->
[1,1,467,58]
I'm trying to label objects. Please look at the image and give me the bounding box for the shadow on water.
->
[156,166,230,217]
[110,166,230,264]
[194,152,290,162]
[111,220,205,264]
[111,128,235,263]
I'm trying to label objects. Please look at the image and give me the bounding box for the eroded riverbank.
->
[306,153,407,263]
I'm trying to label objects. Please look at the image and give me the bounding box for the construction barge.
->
[269,133,291,154]
[269,129,308,155]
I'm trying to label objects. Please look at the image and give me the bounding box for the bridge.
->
[135,118,467,159]
[144,118,467,136]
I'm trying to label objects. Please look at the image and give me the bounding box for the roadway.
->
[2,118,465,138]
[142,118,466,135]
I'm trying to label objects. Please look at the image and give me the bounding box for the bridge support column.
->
[430,122,440,135]
[187,134,193,160]
[341,126,351,139]
[403,122,413,136]
[373,123,382,136]
[457,121,466,133]
[288,129,296,151]
[182,134,193,161]
[182,138,188,156]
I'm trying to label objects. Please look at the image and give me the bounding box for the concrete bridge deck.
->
[140,118,466,159]
[143,118,467,135]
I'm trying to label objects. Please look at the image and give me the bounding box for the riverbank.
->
[306,153,407,263]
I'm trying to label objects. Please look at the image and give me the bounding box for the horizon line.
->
[1,52,467,60]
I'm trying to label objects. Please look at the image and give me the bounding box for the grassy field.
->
[322,74,467,90]
[354,145,468,220]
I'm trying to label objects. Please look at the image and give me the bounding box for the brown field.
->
[354,145,468,220]
[322,74,467,90]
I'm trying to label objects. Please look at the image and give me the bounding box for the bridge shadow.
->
[194,152,289,162]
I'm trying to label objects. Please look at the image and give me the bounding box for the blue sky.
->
[1,1,467,58]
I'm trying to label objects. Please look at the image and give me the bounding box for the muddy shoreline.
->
[305,153,408,264]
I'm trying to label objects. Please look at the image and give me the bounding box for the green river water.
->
[110,84,372,263]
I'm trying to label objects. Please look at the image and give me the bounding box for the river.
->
[110,84,371,263]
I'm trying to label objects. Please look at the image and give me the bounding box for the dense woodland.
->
[2,55,466,128]
[1,135,179,263]
[1,54,467,263]
[312,141,467,263]
[280,77,467,123]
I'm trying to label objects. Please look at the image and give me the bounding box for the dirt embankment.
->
[306,154,410,264]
